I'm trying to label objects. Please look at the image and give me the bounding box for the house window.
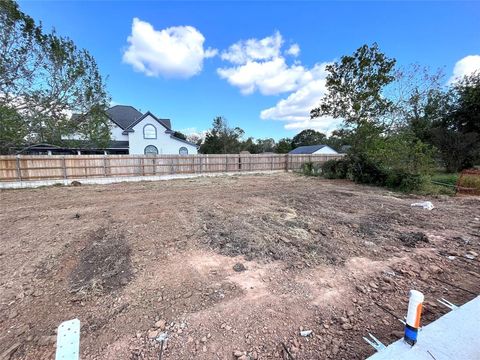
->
[179,147,188,155]
[144,145,158,155]
[143,124,157,139]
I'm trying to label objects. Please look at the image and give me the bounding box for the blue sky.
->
[18,1,480,140]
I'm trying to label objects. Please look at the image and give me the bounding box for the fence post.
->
[153,155,156,175]
[225,154,228,172]
[199,155,202,173]
[63,156,68,179]
[285,154,288,172]
[271,155,274,171]
[15,155,22,181]
[103,155,107,177]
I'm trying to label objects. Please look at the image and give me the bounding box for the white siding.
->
[62,133,83,140]
[110,124,129,141]
[313,146,338,155]
[63,122,127,141]
[128,115,198,155]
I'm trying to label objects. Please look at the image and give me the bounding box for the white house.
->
[22,105,199,155]
[288,145,338,155]
[105,105,198,155]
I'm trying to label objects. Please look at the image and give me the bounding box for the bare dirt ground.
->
[0,173,479,360]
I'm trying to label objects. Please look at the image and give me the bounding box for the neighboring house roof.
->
[170,135,199,148]
[124,111,171,131]
[289,145,335,154]
[107,141,130,149]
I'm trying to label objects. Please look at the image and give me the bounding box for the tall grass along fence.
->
[0,154,344,182]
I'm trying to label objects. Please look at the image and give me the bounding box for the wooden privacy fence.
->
[0,154,344,182]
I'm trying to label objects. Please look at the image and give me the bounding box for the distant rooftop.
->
[289,145,329,154]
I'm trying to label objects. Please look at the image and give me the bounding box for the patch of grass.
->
[416,182,456,196]
[430,172,459,186]
[415,172,459,196]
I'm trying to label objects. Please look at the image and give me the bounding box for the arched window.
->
[144,145,158,155]
[179,147,188,155]
[143,124,157,139]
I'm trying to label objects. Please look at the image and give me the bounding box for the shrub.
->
[301,162,321,176]
[321,159,349,179]
[348,154,388,186]
[386,170,426,192]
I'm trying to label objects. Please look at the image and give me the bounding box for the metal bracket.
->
[437,298,458,310]
[55,319,80,360]
[363,333,386,352]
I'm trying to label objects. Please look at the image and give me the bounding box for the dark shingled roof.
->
[106,105,143,130]
[72,105,172,131]
[160,118,171,129]
[289,145,329,154]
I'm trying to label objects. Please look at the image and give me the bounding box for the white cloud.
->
[122,18,217,78]
[218,57,311,95]
[259,63,342,134]
[218,31,342,134]
[449,55,480,84]
[286,43,300,57]
[217,32,312,95]
[220,31,283,64]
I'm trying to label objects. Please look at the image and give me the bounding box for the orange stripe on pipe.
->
[414,303,423,328]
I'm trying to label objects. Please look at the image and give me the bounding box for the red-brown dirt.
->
[0,173,478,360]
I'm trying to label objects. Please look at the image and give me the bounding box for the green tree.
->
[451,72,480,134]
[70,105,111,149]
[173,131,187,140]
[311,43,396,128]
[367,130,435,174]
[0,105,28,153]
[255,138,276,153]
[275,138,293,153]
[241,137,258,153]
[324,129,351,152]
[0,0,110,149]
[291,129,327,148]
[200,116,244,154]
[427,72,480,171]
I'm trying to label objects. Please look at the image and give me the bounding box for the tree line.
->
[195,117,341,155]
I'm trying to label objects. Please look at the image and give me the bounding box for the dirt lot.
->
[0,173,479,360]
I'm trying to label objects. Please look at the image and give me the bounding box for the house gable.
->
[127,113,198,155]
[289,145,338,155]
[125,111,171,132]
[312,145,338,154]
